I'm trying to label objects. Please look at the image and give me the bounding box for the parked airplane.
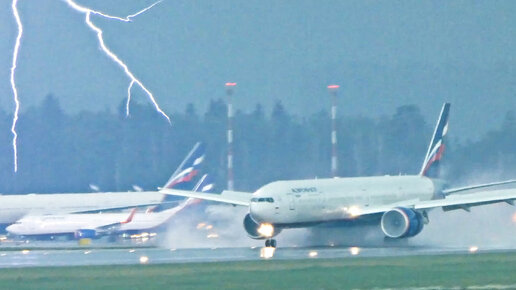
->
[161,103,516,248]
[0,142,205,230]
[6,174,214,239]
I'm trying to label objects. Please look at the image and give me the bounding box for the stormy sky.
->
[0,0,515,139]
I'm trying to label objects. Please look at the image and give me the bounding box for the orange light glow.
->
[469,246,479,253]
[139,256,149,264]
[350,247,360,256]
[348,206,361,217]
[257,223,274,238]
[260,247,275,259]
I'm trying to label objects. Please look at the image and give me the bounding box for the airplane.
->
[160,103,516,248]
[6,174,214,239]
[0,142,206,231]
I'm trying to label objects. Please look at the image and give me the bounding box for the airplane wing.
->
[159,188,251,206]
[355,188,516,217]
[443,179,516,195]
[415,189,516,211]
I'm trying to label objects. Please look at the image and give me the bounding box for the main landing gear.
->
[265,239,277,248]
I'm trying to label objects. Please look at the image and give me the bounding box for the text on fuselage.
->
[291,187,317,193]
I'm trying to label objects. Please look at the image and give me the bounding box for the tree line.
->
[0,94,513,194]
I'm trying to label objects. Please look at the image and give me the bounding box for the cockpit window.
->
[251,197,274,203]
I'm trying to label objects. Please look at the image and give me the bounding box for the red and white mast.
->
[225,82,237,190]
[328,85,339,177]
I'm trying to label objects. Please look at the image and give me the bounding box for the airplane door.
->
[288,194,295,210]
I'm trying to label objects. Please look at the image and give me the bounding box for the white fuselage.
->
[6,199,195,236]
[7,213,129,235]
[249,175,440,226]
[0,191,164,225]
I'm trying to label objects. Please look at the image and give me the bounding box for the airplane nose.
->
[6,224,17,234]
[250,201,272,223]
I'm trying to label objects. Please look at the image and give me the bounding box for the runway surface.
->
[1,243,515,268]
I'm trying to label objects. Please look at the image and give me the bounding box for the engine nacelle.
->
[380,207,424,239]
[243,213,280,239]
[74,229,97,239]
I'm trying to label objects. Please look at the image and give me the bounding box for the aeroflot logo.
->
[291,187,317,193]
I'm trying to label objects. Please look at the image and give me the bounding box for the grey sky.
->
[1,0,515,139]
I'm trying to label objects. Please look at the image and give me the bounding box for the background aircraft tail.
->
[419,103,451,178]
[163,142,205,190]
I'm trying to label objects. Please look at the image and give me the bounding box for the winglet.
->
[420,103,451,178]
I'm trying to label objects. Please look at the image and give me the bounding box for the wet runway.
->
[1,244,515,268]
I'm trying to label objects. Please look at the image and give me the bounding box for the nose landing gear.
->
[265,239,277,248]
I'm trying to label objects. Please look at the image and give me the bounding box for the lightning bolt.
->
[126,80,135,117]
[10,0,22,172]
[64,0,170,123]
[9,0,169,172]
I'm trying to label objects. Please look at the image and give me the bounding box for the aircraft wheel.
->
[265,239,271,247]
[270,239,277,248]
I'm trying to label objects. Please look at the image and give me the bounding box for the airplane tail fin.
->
[118,208,137,225]
[163,142,205,190]
[419,103,451,178]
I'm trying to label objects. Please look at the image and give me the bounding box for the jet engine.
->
[380,207,424,239]
[243,213,280,239]
[74,229,97,239]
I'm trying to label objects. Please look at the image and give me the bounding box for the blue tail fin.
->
[163,142,205,190]
[419,103,451,178]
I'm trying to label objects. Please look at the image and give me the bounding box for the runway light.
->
[308,251,318,258]
[21,249,29,255]
[205,225,213,230]
[0,253,6,257]
[207,233,219,239]
[260,247,275,259]
[170,248,176,252]
[196,222,206,230]
[327,85,340,89]
[225,82,237,87]
[257,223,274,238]
[84,250,91,255]
[512,213,516,223]
[139,256,149,264]
[129,249,135,253]
[350,247,361,256]
[469,246,479,253]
